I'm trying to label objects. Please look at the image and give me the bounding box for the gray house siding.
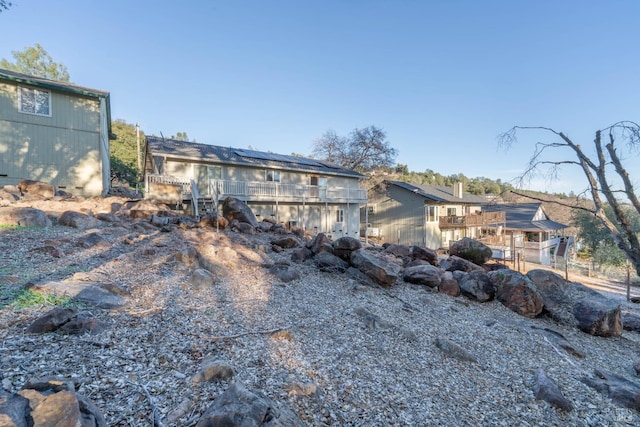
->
[0,71,111,196]
[368,185,431,247]
[365,181,491,249]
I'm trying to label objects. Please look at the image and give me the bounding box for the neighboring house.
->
[143,136,367,239]
[365,180,505,249]
[0,69,112,197]
[482,203,569,266]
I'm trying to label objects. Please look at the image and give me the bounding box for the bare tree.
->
[0,1,11,13]
[499,121,640,275]
[312,125,398,172]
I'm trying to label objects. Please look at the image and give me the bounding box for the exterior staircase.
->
[552,236,574,267]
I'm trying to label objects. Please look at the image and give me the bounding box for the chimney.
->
[453,182,463,198]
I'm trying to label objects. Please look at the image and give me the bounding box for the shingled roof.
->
[482,203,567,231]
[0,68,110,98]
[386,180,487,204]
[146,136,365,178]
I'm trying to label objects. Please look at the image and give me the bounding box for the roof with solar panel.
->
[145,136,365,178]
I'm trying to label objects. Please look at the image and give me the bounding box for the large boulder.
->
[403,264,442,288]
[384,244,411,260]
[17,179,55,199]
[124,200,174,219]
[573,297,623,337]
[230,220,256,235]
[272,236,301,249]
[346,267,379,288]
[198,212,231,231]
[307,232,333,255]
[527,269,578,325]
[0,187,19,202]
[58,210,102,229]
[290,247,313,263]
[488,269,544,318]
[439,274,461,297]
[0,377,107,426]
[222,197,258,227]
[581,369,640,411]
[0,207,52,227]
[333,236,361,260]
[449,237,493,265]
[350,249,401,288]
[31,281,127,310]
[527,269,622,336]
[195,382,303,427]
[256,220,273,232]
[533,369,573,412]
[622,311,640,332]
[315,251,350,273]
[26,308,78,333]
[440,255,484,273]
[456,270,495,302]
[410,245,438,266]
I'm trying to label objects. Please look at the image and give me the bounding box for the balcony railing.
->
[439,211,506,229]
[211,179,367,203]
[521,237,561,250]
[144,175,367,204]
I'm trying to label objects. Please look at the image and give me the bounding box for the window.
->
[310,176,327,186]
[426,205,439,222]
[447,207,457,216]
[19,87,51,116]
[266,170,281,182]
[336,209,344,223]
[367,205,376,215]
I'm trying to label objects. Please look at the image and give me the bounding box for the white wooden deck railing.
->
[146,174,192,194]
[522,237,561,250]
[145,175,367,203]
[211,179,367,202]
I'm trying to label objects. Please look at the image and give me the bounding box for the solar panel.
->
[313,159,345,170]
[234,149,325,168]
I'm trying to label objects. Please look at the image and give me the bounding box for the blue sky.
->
[2,0,638,194]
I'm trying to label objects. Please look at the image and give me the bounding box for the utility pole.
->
[136,123,141,180]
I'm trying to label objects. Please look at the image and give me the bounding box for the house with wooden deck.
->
[0,69,112,196]
[365,180,505,248]
[481,203,569,266]
[143,136,367,238]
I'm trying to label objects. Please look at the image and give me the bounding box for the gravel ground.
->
[1,197,640,426]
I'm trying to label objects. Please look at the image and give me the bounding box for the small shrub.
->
[12,289,71,309]
[0,224,37,231]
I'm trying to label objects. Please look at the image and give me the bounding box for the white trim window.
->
[426,205,439,223]
[19,86,52,116]
[265,170,281,182]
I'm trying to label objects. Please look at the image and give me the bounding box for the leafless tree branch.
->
[506,189,595,213]
[498,123,640,275]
